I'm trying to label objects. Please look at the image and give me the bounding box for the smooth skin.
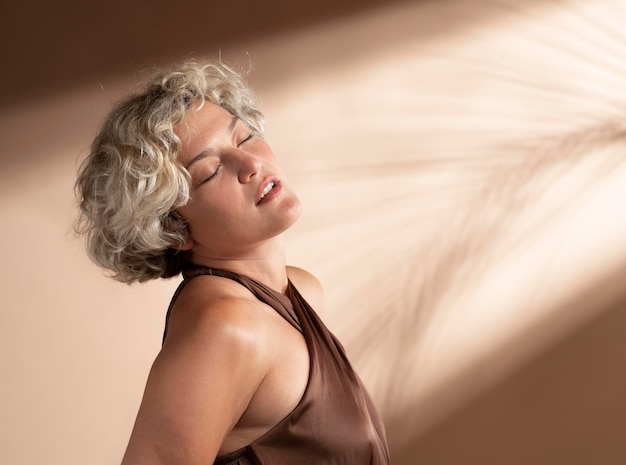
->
[121,102,324,464]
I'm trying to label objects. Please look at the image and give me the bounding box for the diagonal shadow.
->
[0,0,557,108]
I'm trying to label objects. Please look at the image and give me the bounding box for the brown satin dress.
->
[162,265,390,465]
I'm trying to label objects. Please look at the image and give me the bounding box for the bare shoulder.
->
[160,273,271,381]
[165,274,269,347]
[286,266,326,316]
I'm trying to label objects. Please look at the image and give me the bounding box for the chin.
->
[287,197,304,223]
[275,197,303,235]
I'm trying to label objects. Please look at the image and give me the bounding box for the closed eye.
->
[199,164,221,185]
[238,134,254,146]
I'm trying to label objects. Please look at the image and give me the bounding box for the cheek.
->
[182,193,243,230]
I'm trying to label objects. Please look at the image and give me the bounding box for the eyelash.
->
[200,164,221,184]
[239,134,254,146]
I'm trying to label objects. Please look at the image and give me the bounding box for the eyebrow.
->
[184,115,240,170]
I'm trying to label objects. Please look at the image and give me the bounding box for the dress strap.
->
[163,265,302,344]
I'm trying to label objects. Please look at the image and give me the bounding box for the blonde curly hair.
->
[75,60,265,283]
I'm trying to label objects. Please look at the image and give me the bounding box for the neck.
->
[188,236,289,292]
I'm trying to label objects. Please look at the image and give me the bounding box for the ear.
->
[172,237,194,251]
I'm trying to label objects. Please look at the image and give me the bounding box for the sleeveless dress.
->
[162,265,390,465]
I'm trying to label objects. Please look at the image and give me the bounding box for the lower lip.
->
[257,182,282,205]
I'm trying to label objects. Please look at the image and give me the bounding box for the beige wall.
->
[2,1,626,464]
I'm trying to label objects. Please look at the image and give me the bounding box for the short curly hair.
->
[75,60,265,283]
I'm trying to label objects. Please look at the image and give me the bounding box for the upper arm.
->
[121,298,268,465]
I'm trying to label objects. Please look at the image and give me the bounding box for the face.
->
[174,101,302,261]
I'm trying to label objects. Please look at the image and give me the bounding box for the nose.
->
[236,150,262,183]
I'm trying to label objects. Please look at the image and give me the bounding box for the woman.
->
[76,60,390,464]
